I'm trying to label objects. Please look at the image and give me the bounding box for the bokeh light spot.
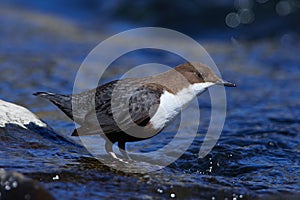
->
[239,8,255,24]
[276,0,292,16]
[225,12,240,28]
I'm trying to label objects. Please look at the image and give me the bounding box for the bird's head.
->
[174,62,236,92]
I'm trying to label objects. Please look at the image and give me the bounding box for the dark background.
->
[3,0,300,39]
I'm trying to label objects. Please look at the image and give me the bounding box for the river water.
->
[0,2,300,200]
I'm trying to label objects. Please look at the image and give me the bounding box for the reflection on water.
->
[1,3,300,200]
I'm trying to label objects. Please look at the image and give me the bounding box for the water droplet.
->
[157,188,163,194]
[4,185,11,191]
[225,12,240,28]
[239,194,244,198]
[211,196,215,200]
[268,141,275,147]
[52,175,59,180]
[170,193,176,198]
[12,181,18,188]
[143,175,150,179]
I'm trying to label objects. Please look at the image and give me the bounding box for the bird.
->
[34,62,235,160]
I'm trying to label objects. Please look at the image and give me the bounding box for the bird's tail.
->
[33,92,74,120]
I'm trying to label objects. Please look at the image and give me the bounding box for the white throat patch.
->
[149,82,215,129]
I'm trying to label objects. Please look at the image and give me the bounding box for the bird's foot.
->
[108,151,129,164]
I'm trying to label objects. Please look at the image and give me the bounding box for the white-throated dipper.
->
[34,62,235,160]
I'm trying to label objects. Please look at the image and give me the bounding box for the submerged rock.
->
[0,168,54,200]
[0,99,86,200]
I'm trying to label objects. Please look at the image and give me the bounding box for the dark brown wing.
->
[128,83,163,126]
[79,82,164,135]
[70,80,119,124]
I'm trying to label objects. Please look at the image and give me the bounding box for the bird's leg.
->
[105,140,118,160]
[105,139,128,163]
[118,141,130,160]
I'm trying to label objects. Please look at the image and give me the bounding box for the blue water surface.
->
[0,1,300,200]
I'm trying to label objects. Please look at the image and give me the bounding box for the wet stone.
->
[0,168,54,200]
[0,99,47,129]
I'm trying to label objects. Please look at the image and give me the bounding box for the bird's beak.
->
[218,80,236,87]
